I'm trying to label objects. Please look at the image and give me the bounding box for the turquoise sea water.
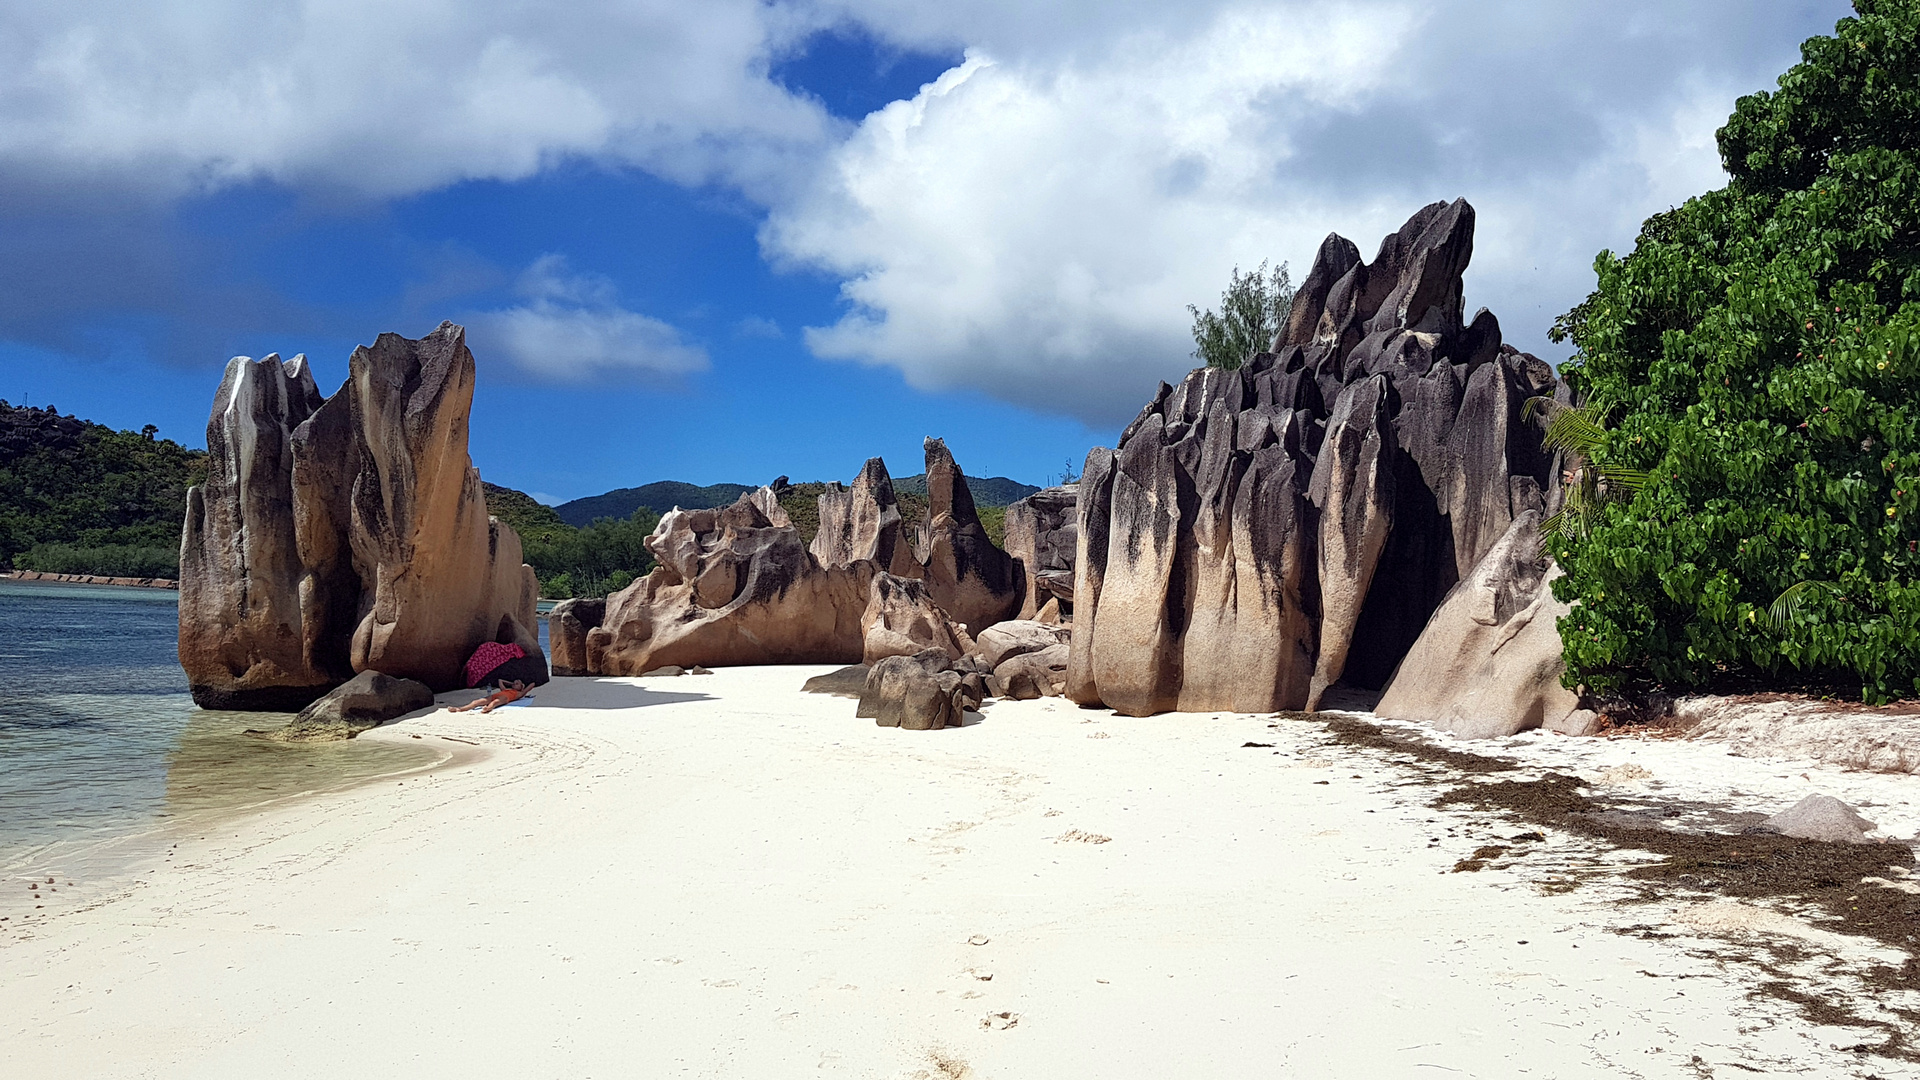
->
[0,579,445,870]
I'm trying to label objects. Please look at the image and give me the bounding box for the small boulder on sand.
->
[995,643,1070,700]
[973,620,1068,669]
[857,649,984,730]
[254,670,434,742]
[802,665,870,699]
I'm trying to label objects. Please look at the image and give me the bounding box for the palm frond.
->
[1540,406,1611,459]
[1768,579,1842,629]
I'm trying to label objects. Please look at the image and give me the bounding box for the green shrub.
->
[16,543,180,578]
[1550,0,1920,702]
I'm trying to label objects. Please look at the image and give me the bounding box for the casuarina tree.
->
[1188,260,1294,371]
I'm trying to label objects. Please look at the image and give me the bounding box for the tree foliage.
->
[1189,260,1294,371]
[0,401,207,576]
[483,483,658,599]
[1549,0,1920,702]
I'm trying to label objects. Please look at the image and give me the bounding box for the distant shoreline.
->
[0,570,178,590]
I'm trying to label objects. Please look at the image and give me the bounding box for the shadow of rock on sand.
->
[429,678,714,715]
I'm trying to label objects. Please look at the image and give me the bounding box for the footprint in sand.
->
[980,1011,1020,1031]
[1056,829,1111,844]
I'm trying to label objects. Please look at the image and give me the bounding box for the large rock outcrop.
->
[178,354,331,710]
[1002,485,1078,621]
[586,489,876,674]
[918,438,1024,634]
[860,573,972,665]
[1374,511,1579,737]
[811,457,921,578]
[1069,200,1563,716]
[179,323,538,709]
[581,442,1028,676]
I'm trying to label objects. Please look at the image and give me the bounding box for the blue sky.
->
[0,1,1846,502]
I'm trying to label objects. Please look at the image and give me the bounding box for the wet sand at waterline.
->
[3,668,1916,1078]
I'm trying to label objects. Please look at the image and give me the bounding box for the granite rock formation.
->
[1374,511,1580,738]
[547,598,605,677]
[179,323,538,708]
[1002,485,1078,621]
[858,649,974,730]
[586,489,875,675]
[811,458,921,578]
[581,442,1027,676]
[1069,200,1563,716]
[860,573,972,665]
[179,353,330,710]
[974,620,1070,670]
[995,643,1069,700]
[255,669,436,742]
[918,438,1023,634]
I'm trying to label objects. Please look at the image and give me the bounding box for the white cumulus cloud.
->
[765,0,1845,425]
[470,255,707,382]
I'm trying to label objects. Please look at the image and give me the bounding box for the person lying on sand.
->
[448,680,531,715]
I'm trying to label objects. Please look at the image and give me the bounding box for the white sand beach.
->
[3,668,1917,1079]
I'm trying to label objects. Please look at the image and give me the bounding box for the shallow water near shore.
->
[0,579,444,874]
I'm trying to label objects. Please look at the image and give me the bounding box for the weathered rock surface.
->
[1678,696,1920,774]
[918,438,1023,634]
[858,650,964,730]
[180,323,538,708]
[547,598,605,677]
[812,457,921,578]
[179,353,330,710]
[1765,794,1879,844]
[802,664,871,698]
[860,573,971,665]
[996,643,1069,700]
[974,620,1070,669]
[587,488,875,675]
[255,669,434,742]
[1069,200,1564,716]
[1375,511,1580,738]
[581,442,1030,677]
[1003,485,1078,620]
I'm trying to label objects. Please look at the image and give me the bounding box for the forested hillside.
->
[0,401,206,577]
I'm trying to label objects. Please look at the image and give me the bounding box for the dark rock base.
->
[190,682,338,713]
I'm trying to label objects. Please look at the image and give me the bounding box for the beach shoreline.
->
[3,668,1915,1078]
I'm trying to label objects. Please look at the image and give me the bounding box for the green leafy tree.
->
[1188,260,1294,371]
[1549,0,1920,703]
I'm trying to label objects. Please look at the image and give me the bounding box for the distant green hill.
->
[554,481,753,528]
[891,473,1040,507]
[555,473,1040,529]
[0,400,207,577]
[483,482,658,599]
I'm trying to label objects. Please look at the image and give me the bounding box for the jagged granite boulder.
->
[587,488,874,674]
[1002,485,1078,621]
[918,438,1023,634]
[861,572,971,665]
[996,643,1069,700]
[1375,511,1579,738]
[812,457,922,578]
[179,354,331,711]
[858,649,965,730]
[254,669,435,742]
[974,620,1069,669]
[1069,200,1562,716]
[179,322,538,708]
[547,597,605,677]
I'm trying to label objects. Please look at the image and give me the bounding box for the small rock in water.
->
[1764,794,1878,844]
